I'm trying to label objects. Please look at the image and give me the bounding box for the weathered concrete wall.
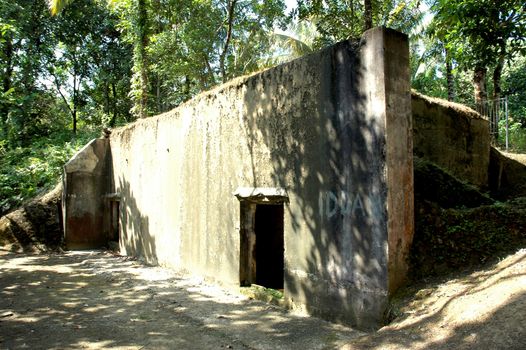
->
[62,29,493,328]
[489,147,526,199]
[63,138,111,249]
[105,27,413,329]
[412,92,490,188]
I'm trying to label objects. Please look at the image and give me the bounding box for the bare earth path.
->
[0,250,362,349]
[1,249,525,350]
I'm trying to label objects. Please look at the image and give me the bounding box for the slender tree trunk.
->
[111,82,117,127]
[140,0,149,118]
[72,73,78,134]
[2,38,13,94]
[204,56,215,88]
[72,107,77,134]
[445,47,455,101]
[219,0,237,83]
[156,74,161,113]
[1,36,13,138]
[364,0,373,32]
[184,75,191,100]
[104,83,110,116]
[473,66,487,108]
[134,0,149,118]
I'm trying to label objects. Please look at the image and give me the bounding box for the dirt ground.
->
[1,249,525,350]
[0,250,362,349]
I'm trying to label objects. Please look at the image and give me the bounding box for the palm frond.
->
[48,0,73,16]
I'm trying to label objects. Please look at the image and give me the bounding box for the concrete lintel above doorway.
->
[233,187,288,203]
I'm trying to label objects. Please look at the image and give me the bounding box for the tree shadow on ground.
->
[342,250,526,349]
[0,251,363,350]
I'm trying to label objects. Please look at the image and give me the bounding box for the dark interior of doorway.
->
[254,203,284,289]
[239,202,284,290]
[109,199,120,243]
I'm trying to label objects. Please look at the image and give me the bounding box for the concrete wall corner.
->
[62,138,112,249]
[361,27,414,296]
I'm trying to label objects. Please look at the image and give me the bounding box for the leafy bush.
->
[0,130,98,215]
[498,119,526,152]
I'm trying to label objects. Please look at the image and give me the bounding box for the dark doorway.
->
[254,204,284,289]
[109,200,120,242]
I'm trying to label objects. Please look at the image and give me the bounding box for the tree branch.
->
[51,72,73,116]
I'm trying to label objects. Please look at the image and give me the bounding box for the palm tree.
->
[259,21,318,69]
[48,0,73,16]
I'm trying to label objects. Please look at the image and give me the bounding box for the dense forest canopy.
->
[0,0,525,213]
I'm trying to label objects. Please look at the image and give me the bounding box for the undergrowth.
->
[411,156,526,280]
[410,198,526,280]
[0,129,98,215]
[498,120,526,152]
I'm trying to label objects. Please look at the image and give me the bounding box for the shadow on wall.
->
[117,176,157,265]
[242,37,387,329]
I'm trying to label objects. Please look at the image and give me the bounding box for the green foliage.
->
[412,54,475,107]
[0,129,97,215]
[141,0,289,111]
[296,0,423,47]
[424,0,526,103]
[431,0,525,70]
[502,55,526,123]
[498,119,526,153]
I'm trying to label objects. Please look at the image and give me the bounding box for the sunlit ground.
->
[1,249,524,349]
[0,250,362,350]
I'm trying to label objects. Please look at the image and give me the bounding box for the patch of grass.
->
[240,284,285,306]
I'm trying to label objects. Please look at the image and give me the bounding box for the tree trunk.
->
[184,75,191,100]
[219,0,237,83]
[445,47,455,101]
[2,38,13,94]
[364,0,373,32]
[72,108,77,134]
[135,0,149,118]
[1,36,13,138]
[156,74,161,113]
[72,74,78,134]
[110,82,117,127]
[104,83,110,116]
[473,66,487,108]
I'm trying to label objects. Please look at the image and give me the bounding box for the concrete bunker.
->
[63,27,415,329]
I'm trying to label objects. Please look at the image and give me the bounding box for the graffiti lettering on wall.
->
[319,191,366,219]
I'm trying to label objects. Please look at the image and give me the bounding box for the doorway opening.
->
[239,201,284,290]
[105,193,121,248]
[255,204,284,289]
[109,199,120,243]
